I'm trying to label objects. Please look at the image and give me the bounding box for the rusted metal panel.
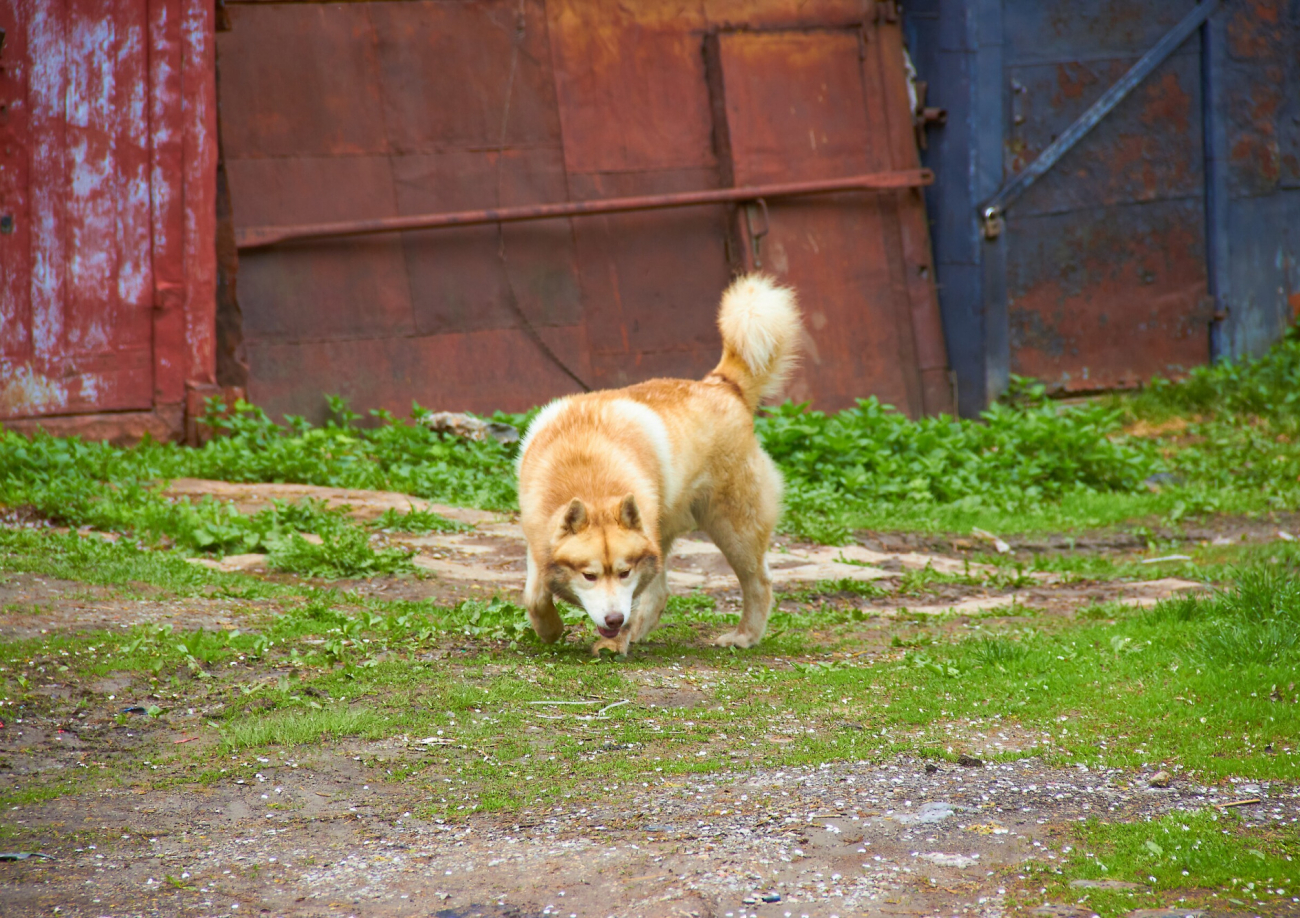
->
[545,0,715,175]
[1223,0,1293,197]
[219,0,951,421]
[246,328,592,421]
[1214,0,1300,358]
[180,0,219,404]
[0,2,32,361]
[1008,200,1211,390]
[566,168,734,392]
[1006,54,1204,216]
[1002,0,1213,392]
[229,155,414,344]
[543,2,734,395]
[372,0,562,153]
[4,0,151,418]
[713,27,949,414]
[0,0,216,437]
[395,148,581,338]
[873,17,955,415]
[217,2,388,160]
[910,0,1299,410]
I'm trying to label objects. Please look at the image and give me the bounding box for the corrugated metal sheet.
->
[0,0,218,440]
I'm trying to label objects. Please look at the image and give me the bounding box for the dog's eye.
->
[618,569,631,580]
[583,572,598,582]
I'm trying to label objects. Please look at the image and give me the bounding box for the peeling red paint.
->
[0,0,215,437]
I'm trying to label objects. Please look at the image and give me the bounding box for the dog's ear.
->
[561,498,588,535]
[618,494,642,531]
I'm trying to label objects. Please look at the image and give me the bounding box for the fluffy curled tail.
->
[709,273,802,412]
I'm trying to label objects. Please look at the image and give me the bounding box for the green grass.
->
[267,521,416,579]
[0,397,522,575]
[222,707,387,749]
[872,567,1300,781]
[3,327,1300,549]
[5,531,1296,815]
[1020,809,1300,916]
[373,506,469,534]
[0,527,275,598]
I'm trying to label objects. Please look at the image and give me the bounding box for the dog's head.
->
[547,494,660,638]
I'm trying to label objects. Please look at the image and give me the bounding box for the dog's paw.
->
[591,636,630,657]
[532,623,566,645]
[713,629,760,649]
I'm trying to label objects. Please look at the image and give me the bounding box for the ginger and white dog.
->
[516,274,802,654]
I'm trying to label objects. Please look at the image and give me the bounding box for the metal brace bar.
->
[980,0,1219,239]
[237,169,932,250]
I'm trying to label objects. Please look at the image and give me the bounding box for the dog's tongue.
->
[597,625,621,639]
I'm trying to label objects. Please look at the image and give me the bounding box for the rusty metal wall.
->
[906,0,1300,412]
[1002,2,1213,393]
[0,0,218,440]
[218,0,953,421]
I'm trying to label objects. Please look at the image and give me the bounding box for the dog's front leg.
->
[591,630,631,656]
[524,554,565,644]
[628,569,669,643]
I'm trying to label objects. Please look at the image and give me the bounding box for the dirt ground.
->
[5,738,1294,918]
[3,482,1297,918]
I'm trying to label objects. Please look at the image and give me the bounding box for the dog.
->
[516,274,802,654]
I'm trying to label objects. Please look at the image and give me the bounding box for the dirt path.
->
[5,741,1293,918]
[167,480,1201,623]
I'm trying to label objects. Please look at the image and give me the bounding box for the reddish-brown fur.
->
[517,275,802,654]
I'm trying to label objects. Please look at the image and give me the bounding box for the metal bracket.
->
[980,206,1005,241]
[979,0,1220,240]
[745,198,770,268]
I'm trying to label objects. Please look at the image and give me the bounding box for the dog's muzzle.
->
[597,612,625,639]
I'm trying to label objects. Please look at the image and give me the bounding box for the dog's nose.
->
[604,612,625,630]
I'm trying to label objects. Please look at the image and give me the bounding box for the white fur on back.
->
[609,398,677,509]
[717,274,801,398]
[517,396,676,510]
[517,396,572,474]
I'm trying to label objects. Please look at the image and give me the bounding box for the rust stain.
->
[1139,71,1190,136]
[1226,0,1283,58]
[1054,61,1099,103]
[1230,135,1282,184]
[1010,214,1209,392]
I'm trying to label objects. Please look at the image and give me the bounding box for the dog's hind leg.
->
[524,553,564,644]
[703,454,780,648]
